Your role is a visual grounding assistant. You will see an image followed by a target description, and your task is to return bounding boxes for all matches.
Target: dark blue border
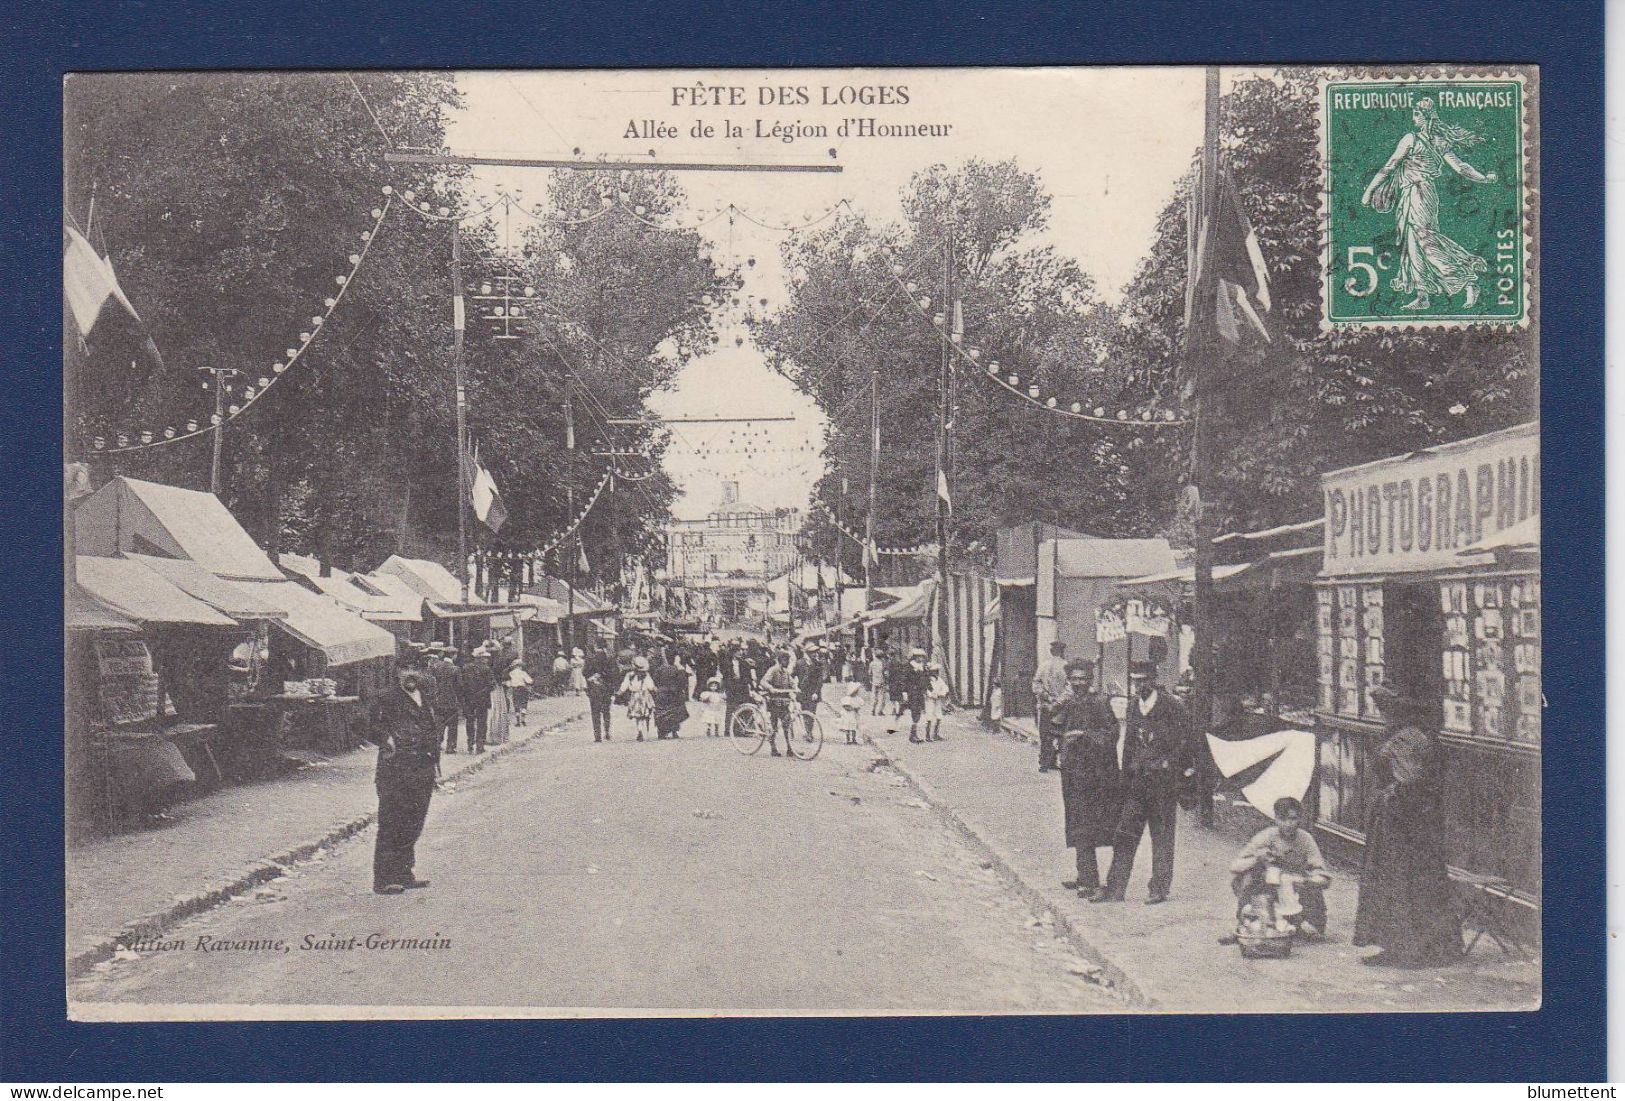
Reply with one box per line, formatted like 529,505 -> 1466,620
2,0 -> 1603,1081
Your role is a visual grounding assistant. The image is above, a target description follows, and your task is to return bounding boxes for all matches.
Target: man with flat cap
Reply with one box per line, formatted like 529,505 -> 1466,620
1050,657 -> 1122,899
1096,660 -> 1192,905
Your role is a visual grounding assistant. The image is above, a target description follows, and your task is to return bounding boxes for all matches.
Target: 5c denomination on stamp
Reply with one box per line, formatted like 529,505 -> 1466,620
1321,72 -> 1531,329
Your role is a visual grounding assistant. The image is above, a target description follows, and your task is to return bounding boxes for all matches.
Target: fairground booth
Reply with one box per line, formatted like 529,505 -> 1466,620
1312,422 -> 1540,934
73,477 -> 400,808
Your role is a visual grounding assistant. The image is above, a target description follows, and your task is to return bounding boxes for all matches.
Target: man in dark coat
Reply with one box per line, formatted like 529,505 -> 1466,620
1050,659 -> 1122,899
722,644 -> 753,732
457,645 -> 496,753
425,644 -> 463,753
1353,685 -> 1462,966
893,648 -> 930,743
693,637 -> 720,701
651,652 -> 690,739
1097,662 -> 1192,904
583,643 -> 617,742
797,645 -> 827,735
367,666 -> 440,895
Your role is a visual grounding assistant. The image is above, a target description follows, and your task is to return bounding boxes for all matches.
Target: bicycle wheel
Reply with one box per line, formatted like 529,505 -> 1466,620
789,709 -> 824,760
728,703 -> 768,755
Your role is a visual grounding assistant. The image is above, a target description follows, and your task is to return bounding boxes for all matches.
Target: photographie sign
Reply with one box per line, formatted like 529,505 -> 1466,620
1321,421 -> 1538,575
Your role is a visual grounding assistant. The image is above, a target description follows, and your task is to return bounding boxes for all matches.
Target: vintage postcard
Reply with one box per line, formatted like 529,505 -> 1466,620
64,64 -> 1540,1020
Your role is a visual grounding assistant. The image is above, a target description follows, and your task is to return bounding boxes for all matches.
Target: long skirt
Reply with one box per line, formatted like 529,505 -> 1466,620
1353,784 -> 1462,962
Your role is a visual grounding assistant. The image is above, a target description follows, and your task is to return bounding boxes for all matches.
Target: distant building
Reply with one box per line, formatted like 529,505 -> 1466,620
665,486 -> 802,626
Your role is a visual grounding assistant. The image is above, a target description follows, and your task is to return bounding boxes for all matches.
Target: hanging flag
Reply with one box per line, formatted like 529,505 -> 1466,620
937,468 -> 952,512
951,298 -> 964,340
576,539 -> 590,576
465,443 -> 509,533
63,226 -> 164,370
1206,171 -> 1274,345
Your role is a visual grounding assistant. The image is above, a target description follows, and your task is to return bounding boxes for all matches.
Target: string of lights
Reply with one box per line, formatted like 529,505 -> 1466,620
877,244 -> 1186,428
88,197 -> 396,454
810,501 -> 933,558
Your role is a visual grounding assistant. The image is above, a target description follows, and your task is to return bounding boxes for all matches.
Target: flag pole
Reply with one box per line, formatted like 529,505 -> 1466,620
935,226 -> 954,666
452,222 -> 471,606
1189,66 -> 1222,824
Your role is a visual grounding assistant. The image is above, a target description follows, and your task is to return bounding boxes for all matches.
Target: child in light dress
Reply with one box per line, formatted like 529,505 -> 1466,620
701,676 -> 727,737
838,682 -> 864,745
922,660 -> 951,742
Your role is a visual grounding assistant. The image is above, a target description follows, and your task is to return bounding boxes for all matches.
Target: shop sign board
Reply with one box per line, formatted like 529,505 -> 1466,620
94,637 -> 153,677
1321,422 -> 1538,576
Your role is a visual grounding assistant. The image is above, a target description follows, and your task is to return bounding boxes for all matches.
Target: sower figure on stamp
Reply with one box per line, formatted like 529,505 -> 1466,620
367,665 -> 440,895
1360,97 -> 1497,312
1051,658 -> 1122,900
1031,640 -> 1069,772
1097,661 -> 1192,905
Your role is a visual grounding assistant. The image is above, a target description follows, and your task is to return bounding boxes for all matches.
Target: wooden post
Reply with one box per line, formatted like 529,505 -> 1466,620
451,224 -> 471,604
1189,67 -> 1223,776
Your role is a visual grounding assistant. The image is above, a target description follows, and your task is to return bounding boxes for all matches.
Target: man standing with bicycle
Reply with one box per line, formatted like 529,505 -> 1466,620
759,647 -> 800,759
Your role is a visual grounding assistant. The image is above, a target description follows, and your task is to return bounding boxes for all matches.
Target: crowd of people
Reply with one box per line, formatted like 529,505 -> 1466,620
376,627 -> 1464,970
1038,643 -> 1464,967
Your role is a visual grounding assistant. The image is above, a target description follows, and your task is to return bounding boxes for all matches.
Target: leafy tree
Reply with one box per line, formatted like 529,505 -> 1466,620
1113,72 -> 1537,533
756,158 -> 1162,572
65,74 -> 727,585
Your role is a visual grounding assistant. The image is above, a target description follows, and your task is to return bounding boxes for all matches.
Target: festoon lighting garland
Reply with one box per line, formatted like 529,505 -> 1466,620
812,502 -> 934,558
89,197 -> 396,454
877,244 -> 1186,428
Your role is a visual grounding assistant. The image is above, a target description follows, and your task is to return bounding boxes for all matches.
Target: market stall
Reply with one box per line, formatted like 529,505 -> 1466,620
1311,422 -> 1540,925
73,556 -> 248,825
229,578 -> 398,753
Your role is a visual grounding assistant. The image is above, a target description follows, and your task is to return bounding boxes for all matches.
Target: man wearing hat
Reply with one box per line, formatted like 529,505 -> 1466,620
1097,660 -> 1192,904
425,644 -> 463,753
1050,658 -> 1122,899
894,648 -> 930,744
758,648 -> 800,757
457,642 -> 496,753
797,643 -> 827,737
1031,640 -> 1070,772
366,664 -> 440,895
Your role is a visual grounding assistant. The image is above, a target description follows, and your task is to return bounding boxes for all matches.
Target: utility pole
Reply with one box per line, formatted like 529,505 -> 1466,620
451,224 -> 472,606
865,363 -> 880,609
564,384 -> 576,650
198,365 -> 241,496
1188,67 -> 1222,795
935,228 -> 955,666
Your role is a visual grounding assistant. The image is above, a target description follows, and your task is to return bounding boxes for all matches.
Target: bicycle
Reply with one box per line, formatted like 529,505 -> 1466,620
728,691 -> 824,760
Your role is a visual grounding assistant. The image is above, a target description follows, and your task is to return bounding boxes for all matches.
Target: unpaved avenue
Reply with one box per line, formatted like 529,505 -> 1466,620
71,712 -> 1120,1016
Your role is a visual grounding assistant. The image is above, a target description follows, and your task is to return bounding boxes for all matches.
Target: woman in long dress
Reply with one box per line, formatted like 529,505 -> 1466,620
616,655 -> 656,742
569,647 -> 588,695
1361,97 -> 1498,311
1353,685 -> 1463,967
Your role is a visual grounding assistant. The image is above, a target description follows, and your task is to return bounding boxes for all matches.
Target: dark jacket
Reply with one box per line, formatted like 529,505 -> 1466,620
583,652 -> 617,699
427,658 -> 461,708
651,661 -> 690,730
797,656 -> 826,705
368,685 -> 441,775
897,663 -> 929,709
1121,690 -> 1191,790
457,656 -> 496,705
1051,690 -> 1123,848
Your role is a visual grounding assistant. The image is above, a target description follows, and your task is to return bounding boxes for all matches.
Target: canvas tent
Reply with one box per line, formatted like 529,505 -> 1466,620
75,476 -> 282,580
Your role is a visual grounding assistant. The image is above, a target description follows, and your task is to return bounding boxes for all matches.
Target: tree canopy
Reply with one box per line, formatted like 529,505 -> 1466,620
65,73 -> 729,587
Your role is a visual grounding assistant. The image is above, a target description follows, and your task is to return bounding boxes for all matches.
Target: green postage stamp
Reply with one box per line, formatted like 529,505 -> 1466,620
1321,72 -> 1532,329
